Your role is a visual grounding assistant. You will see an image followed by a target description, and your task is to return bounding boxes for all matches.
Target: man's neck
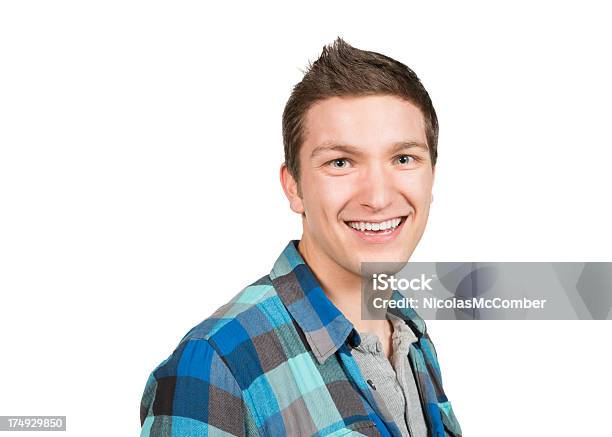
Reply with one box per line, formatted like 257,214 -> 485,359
297,237 -> 394,356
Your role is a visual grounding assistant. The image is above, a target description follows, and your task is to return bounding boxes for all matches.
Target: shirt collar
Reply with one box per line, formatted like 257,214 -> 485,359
270,240 -> 427,364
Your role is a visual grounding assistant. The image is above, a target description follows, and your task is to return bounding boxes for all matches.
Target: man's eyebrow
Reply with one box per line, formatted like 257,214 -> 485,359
310,143 -> 362,159
389,141 -> 429,154
310,141 -> 429,159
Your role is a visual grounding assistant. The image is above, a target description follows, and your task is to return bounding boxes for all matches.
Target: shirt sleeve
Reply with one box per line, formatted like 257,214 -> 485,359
140,338 -> 254,436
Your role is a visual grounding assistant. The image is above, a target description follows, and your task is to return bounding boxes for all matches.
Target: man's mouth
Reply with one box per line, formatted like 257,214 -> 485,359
344,216 -> 406,236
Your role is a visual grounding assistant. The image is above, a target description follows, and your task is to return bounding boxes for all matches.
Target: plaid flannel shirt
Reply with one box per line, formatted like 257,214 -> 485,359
140,241 -> 462,436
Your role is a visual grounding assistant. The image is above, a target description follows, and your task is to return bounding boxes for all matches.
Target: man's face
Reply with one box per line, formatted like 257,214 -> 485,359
284,95 -> 435,277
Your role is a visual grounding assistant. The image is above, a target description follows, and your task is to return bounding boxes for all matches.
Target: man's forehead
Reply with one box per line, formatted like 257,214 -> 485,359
302,95 -> 428,155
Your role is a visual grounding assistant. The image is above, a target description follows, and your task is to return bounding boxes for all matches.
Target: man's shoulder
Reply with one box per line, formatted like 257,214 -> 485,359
141,275 -> 283,433
147,274 -> 288,382
178,274 -> 284,349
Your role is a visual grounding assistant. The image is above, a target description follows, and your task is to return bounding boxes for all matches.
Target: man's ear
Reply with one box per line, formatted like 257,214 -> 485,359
280,163 -> 305,214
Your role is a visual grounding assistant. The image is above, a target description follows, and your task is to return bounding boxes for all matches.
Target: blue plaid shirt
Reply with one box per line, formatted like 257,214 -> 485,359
140,241 -> 462,436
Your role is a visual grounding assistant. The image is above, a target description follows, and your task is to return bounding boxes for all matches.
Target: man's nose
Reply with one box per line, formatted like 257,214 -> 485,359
357,164 -> 394,211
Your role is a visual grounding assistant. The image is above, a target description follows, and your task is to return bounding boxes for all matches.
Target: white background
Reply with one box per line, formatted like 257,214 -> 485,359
1,1 -> 611,436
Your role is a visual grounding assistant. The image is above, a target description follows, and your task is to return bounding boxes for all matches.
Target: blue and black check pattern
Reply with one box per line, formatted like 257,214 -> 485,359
140,241 -> 462,436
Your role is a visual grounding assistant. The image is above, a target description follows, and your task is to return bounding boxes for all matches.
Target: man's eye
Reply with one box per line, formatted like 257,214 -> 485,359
330,158 -> 351,169
396,155 -> 414,165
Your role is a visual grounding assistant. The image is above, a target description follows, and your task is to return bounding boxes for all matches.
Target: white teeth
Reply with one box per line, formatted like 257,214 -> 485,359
347,217 -> 403,232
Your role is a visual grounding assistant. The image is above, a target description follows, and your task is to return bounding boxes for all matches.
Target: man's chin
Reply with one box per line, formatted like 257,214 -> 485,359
351,243 -> 411,262
348,251 -> 410,277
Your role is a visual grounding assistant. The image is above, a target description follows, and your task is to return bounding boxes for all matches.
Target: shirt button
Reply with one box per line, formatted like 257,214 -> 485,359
367,379 -> 376,390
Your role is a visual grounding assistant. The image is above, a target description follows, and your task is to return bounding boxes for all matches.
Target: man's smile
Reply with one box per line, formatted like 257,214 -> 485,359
343,215 -> 410,242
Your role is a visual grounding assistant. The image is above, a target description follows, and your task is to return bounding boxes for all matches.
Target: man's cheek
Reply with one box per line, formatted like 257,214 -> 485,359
324,182 -> 355,204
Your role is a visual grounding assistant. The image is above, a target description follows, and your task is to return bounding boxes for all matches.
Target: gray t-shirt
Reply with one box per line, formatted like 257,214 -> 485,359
351,312 -> 428,437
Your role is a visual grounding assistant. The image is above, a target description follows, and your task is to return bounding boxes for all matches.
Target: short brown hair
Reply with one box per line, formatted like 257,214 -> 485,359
282,37 -> 438,184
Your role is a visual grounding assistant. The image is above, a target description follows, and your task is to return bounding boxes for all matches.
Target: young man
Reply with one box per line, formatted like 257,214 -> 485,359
140,38 -> 462,437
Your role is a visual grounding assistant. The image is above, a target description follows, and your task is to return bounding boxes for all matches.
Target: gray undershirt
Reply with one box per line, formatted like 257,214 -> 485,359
351,313 -> 428,437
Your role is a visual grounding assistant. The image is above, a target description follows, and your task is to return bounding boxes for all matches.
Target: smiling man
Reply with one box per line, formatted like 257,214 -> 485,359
140,38 -> 462,437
